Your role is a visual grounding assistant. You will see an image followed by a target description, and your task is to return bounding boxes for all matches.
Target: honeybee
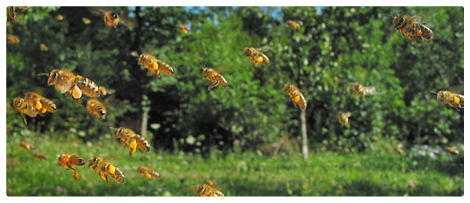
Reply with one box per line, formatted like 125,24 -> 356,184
57,153 -> 86,181
337,111 -> 351,126
82,17 -> 91,25
114,127 -> 151,157
86,99 -> 107,120
244,46 -> 270,66
202,68 -> 228,90
394,145 -> 405,155
13,97 -> 38,125
444,147 -> 459,155
24,92 -> 57,115
38,69 -> 100,105
393,14 -> 434,45
196,183 -> 224,197
17,6 -> 31,9
98,86 -> 115,96
433,91 -> 464,111
55,15 -> 64,20
206,180 -> 217,187
286,20 -> 300,30
137,54 -> 175,79
178,24 -> 190,34
137,166 -> 160,179
39,43 -> 48,51
19,141 -> 34,151
8,7 -> 18,21
349,82 -> 376,100
34,152 -> 47,161
283,83 -> 307,110
87,7 -> 135,28
8,34 -> 20,44
88,156 -> 125,186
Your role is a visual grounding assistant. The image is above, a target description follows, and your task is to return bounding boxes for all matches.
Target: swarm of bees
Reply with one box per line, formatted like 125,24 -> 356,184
137,166 -> 160,179
244,46 -> 270,66
137,54 -> 175,79
202,68 -> 228,90
283,83 -> 307,110
393,14 -> 434,45
114,127 -> 151,157
88,156 -> 125,187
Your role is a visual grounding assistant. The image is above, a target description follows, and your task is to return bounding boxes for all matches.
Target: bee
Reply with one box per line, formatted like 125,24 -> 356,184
337,111 -> 351,126
87,7 -> 135,28
19,141 -> 34,151
13,97 -> 38,125
98,86 -> 115,96
88,156 -> 125,186
196,183 -> 224,197
24,92 -> 57,115
17,6 -> 31,9
244,46 -> 270,66
178,24 -> 190,34
137,166 -> 160,179
86,99 -> 107,120
137,54 -> 175,79
8,34 -> 20,44
283,83 -> 307,110
82,17 -> 91,25
33,152 -> 47,161
349,82 -> 376,100
39,43 -> 48,51
444,147 -> 459,155
433,91 -> 464,111
394,144 -> 405,155
55,15 -> 64,20
206,180 -> 217,187
202,68 -> 228,90
286,20 -> 300,30
57,153 -> 86,181
393,14 -> 434,45
8,7 -> 18,21
114,127 -> 151,157
38,69 -> 100,105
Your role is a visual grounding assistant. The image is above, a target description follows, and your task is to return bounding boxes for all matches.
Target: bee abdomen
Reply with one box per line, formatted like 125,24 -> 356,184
39,98 -> 57,112
13,98 -> 38,117
157,60 -> 175,76
76,75 -> 100,97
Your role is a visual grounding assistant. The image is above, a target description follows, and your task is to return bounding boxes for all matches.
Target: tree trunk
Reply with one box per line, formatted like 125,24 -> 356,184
300,109 -> 308,161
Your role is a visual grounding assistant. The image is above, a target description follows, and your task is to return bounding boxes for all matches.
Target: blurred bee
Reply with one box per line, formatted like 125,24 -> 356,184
55,15 -> 64,20
444,147 -> 459,155
39,43 -> 48,51
13,97 -> 38,125
178,24 -> 190,34
349,82 -> 376,100
283,83 -> 307,110
244,46 -> 270,66
88,156 -> 125,186
8,7 -> 18,21
394,145 -> 405,155
286,20 -> 300,30
79,190 -> 87,195
7,22 -> 12,28
87,7 -> 136,28
137,166 -> 160,179
34,152 -> 47,161
67,117 -> 76,122
114,127 -> 151,157
6,186 -> 11,194
86,99 -> 107,120
82,17 -> 91,25
19,141 -> 34,151
433,91 -> 464,111
137,54 -> 175,79
393,14 -> 434,45
8,34 -> 20,44
98,86 -> 115,96
202,67 -> 228,90
24,92 -> 57,115
337,111 -> 351,126
38,69 -> 100,105
196,183 -> 224,197
57,153 -> 86,181
206,180 -> 217,187
17,6 -> 31,9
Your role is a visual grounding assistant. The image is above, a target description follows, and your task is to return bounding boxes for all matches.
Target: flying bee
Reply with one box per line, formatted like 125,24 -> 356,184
88,156 -> 125,186
86,99 -> 107,120
39,43 -> 48,51
57,153 -> 86,181
137,166 -> 160,179
55,15 -> 64,20
202,68 -> 228,90
444,147 -> 459,155
114,127 -> 151,157
283,83 -> 307,110
286,20 -> 300,30
178,24 -> 190,34
82,17 -> 91,25
337,111 -> 351,126
349,82 -> 376,100
19,141 -> 34,151
38,69 -> 100,106
98,86 -> 115,96
8,7 -> 18,21
394,145 -> 405,155
244,46 -> 270,66
8,34 -> 20,44
24,92 -> 57,115
196,183 -> 224,197
393,14 -> 434,45
87,7 -> 136,28
13,97 -> 38,125
137,54 -> 175,79
33,152 -> 47,161
432,91 -> 464,111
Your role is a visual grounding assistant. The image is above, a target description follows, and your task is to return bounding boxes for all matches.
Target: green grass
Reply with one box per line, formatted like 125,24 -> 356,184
6,131 -> 464,196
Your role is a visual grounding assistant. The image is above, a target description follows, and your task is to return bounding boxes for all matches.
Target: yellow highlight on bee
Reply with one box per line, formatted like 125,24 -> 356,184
130,140 -> 137,149
35,101 -> 43,110
454,96 -> 461,104
150,62 -> 159,71
101,174 -> 107,180
417,30 -> 423,36
42,108 -> 47,113
108,165 -> 116,174
256,56 -> 264,63
294,95 -> 301,103
145,174 -> 152,179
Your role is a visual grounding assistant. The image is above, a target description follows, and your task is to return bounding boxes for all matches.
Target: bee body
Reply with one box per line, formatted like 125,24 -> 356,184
19,142 -> 34,151
24,92 -> 57,115
244,47 -> 270,66
202,68 -> 228,90
104,11 -> 120,27
283,83 -> 307,110
138,54 -> 175,79
338,111 -> 352,126
88,156 -> 125,186
114,127 -> 151,157
58,154 -> 86,181
196,183 -> 224,197
444,147 -> 460,155
137,166 -> 160,179
34,152 -> 47,161
349,82 -> 376,100
86,99 -> 107,120
393,14 -> 434,45
13,98 -> 38,125
178,25 -> 190,33
436,91 -> 464,111
286,20 -> 300,30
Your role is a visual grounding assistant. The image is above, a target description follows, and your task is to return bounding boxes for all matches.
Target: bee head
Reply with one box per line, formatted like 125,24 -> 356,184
283,83 -> 292,92
45,70 -> 60,86
243,47 -> 252,56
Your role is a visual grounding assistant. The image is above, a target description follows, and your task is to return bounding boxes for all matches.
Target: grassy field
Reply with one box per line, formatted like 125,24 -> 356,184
6,130 -> 464,197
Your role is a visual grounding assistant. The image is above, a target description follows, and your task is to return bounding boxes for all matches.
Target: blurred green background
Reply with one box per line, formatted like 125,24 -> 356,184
6,6 -> 464,196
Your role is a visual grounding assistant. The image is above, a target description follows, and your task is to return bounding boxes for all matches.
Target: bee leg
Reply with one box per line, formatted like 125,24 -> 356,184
208,81 -> 218,90
146,69 -> 154,76
21,113 -> 28,125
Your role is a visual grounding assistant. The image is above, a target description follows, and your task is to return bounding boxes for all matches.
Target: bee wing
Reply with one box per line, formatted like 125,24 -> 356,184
216,75 -> 228,88
256,46 -> 271,52
297,93 -> 307,110
87,7 -> 110,15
